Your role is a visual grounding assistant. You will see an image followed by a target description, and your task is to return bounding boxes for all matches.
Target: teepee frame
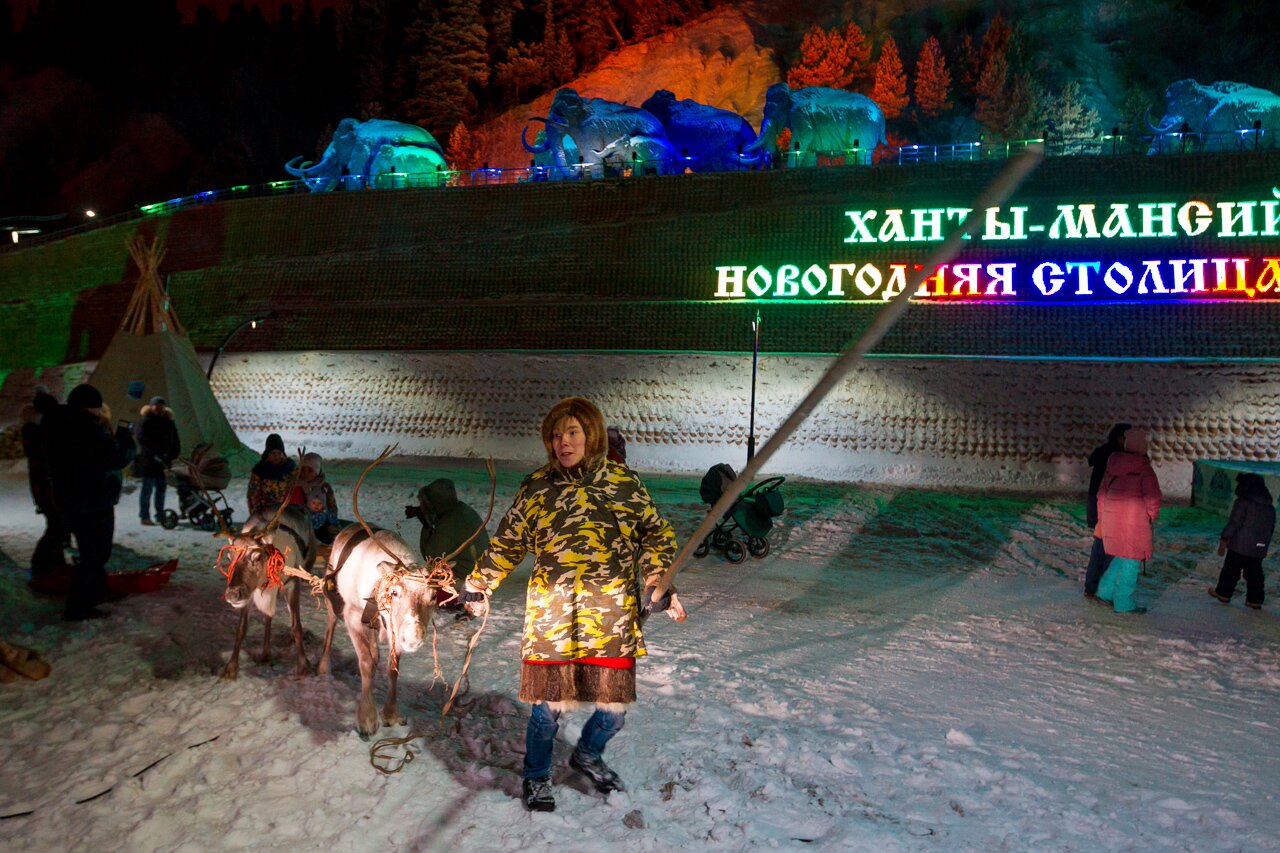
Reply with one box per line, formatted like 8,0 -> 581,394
119,237 -> 185,337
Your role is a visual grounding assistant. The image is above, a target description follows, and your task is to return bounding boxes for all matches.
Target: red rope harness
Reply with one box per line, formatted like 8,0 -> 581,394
215,543 -> 291,591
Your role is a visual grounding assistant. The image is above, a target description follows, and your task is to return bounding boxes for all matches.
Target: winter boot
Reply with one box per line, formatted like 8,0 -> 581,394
522,776 -> 556,812
570,749 -> 625,793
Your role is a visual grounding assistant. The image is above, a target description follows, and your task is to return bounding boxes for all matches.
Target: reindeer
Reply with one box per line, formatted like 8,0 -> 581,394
314,447 -> 494,737
209,458 -> 319,679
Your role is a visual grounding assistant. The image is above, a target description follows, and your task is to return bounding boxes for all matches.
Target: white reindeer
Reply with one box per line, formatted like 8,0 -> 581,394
314,448 -> 494,737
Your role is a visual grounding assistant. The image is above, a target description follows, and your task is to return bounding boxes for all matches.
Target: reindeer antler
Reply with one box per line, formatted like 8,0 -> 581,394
441,459 -> 498,564
352,444 -> 412,572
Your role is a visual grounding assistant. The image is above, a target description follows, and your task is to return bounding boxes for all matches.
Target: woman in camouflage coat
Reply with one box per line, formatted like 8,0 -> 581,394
464,397 -> 682,812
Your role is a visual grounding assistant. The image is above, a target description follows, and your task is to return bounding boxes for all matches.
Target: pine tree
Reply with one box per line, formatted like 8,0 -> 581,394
843,20 -> 874,93
787,24 -> 851,89
913,36 -> 952,117
542,17 -> 576,85
448,121 -> 480,170
1004,72 -> 1047,139
957,33 -> 980,102
787,20 -> 873,91
871,35 -> 907,120
974,47 -> 1009,138
404,0 -> 490,138
1045,80 -> 1100,151
346,0 -> 392,117
494,41 -> 547,102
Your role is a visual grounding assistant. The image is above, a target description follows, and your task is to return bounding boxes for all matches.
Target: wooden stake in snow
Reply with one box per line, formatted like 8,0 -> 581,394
651,146 -> 1045,600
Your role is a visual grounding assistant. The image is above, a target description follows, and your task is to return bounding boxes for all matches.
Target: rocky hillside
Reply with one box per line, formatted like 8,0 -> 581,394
473,5 -> 782,168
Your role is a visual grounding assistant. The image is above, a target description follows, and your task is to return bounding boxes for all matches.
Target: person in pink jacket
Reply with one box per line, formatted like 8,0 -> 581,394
1095,428 -> 1162,613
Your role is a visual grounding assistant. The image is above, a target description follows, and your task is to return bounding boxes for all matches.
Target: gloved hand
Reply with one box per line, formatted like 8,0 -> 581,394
463,579 -> 490,618
642,585 -> 673,615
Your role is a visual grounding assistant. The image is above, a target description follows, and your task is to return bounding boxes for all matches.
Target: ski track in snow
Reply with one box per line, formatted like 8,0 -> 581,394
1,459 -> 1278,852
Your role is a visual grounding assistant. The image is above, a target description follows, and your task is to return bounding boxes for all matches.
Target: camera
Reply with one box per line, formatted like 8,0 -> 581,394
404,504 -> 421,520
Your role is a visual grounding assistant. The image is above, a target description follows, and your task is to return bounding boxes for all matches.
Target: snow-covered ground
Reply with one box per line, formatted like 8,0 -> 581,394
1,456 -> 1278,851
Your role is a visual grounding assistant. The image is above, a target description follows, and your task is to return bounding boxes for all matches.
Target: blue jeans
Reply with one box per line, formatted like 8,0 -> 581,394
523,702 -> 626,780
140,476 -> 167,520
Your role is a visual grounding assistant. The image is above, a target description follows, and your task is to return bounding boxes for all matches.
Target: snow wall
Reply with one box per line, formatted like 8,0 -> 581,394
195,350 -> 1266,498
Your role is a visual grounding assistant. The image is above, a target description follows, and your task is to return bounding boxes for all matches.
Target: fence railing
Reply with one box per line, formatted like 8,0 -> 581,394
3,127 -> 1274,252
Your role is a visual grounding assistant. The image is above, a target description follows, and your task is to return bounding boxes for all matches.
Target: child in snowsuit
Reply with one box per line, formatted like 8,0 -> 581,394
1209,473 -> 1274,610
1095,428 -> 1162,614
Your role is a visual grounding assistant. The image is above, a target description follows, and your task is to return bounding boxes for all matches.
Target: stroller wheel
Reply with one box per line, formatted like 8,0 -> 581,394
747,536 -> 770,558
159,509 -> 179,530
723,538 -> 747,564
188,507 -> 208,529
199,513 -> 219,532
220,508 -> 234,526
694,540 -> 709,559
711,528 -> 730,547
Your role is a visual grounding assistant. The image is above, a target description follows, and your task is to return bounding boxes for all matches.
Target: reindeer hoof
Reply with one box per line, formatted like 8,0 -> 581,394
219,664 -> 239,681
382,707 -> 407,727
316,660 -> 331,677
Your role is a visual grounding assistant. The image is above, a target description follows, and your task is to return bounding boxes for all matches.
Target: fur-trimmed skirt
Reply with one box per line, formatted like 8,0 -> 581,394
519,662 -> 636,706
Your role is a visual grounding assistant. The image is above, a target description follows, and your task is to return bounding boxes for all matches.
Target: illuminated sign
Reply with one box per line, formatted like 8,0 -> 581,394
713,194 -> 1280,303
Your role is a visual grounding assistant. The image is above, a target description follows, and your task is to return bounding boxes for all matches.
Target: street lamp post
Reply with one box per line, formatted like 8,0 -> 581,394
747,309 -> 761,463
206,316 -> 266,380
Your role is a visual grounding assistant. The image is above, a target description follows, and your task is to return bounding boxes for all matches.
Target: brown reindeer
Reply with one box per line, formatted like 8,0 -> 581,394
315,447 -> 494,737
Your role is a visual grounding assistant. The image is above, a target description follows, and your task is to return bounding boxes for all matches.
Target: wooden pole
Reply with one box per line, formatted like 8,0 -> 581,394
651,146 -> 1045,599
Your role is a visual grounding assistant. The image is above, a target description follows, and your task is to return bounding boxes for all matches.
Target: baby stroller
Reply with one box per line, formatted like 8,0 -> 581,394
160,443 -> 234,531
693,463 -> 785,563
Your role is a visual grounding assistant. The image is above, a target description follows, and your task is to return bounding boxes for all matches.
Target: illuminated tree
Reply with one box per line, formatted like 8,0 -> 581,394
787,20 -> 871,91
871,35 -> 907,120
1045,80 -> 1101,148
448,121 -> 480,171
974,46 -> 1008,137
913,36 -> 952,117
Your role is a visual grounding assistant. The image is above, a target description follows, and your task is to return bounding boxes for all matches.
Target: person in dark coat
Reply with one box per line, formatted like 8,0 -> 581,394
21,388 -> 69,579
1084,422 -> 1131,600
1209,473 -> 1275,609
41,384 -> 136,620
407,478 -> 489,605
135,396 -> 180,526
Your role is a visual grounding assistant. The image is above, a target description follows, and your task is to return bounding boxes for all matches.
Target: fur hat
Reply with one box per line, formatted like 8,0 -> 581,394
1123,428 -> 1148,454
67,384 -> 103,410
301,451 -> 323,472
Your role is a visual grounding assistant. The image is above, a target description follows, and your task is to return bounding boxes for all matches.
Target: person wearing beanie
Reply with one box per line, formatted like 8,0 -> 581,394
287,451 -> 340,543
247,433 -> 296,516
1209,473 -> 1274,609
39,383 -> 136,620
1095,428 -> 1162,614
135,396 -> 180,526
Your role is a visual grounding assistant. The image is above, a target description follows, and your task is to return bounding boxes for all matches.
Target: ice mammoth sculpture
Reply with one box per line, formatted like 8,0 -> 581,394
591,134 -> 680,175
285,118 -> 448,190
521,88 -> 671,179
640,89 -> 760,171
741,83 -> 887,166
1146,80 -> 1280,153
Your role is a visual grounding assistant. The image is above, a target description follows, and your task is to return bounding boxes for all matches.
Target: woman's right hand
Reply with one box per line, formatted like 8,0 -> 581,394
463,579 -> 490,618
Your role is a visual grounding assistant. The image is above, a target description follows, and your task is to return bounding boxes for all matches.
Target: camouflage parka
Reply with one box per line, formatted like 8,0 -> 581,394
468,457 -> 677,662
